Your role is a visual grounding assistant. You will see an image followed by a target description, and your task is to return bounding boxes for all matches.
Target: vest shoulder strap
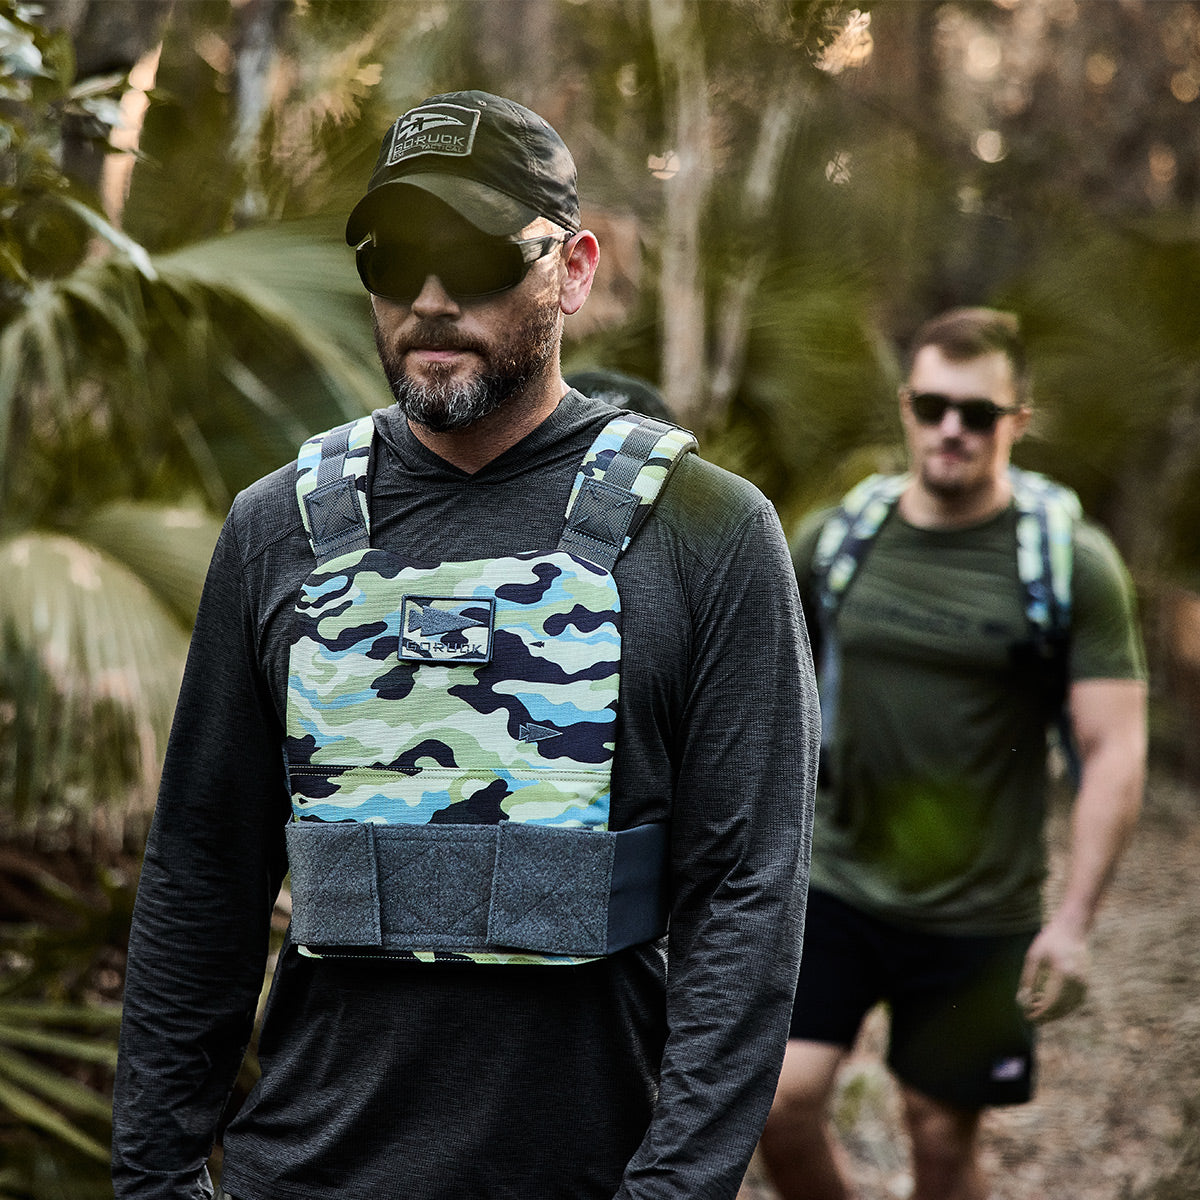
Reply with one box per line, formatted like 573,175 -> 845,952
295,415 -> 374,564
559,415 -> 698,571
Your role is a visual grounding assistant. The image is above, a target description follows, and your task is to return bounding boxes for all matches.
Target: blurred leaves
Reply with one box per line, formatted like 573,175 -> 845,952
0,847 -> 133,1196
1,0 -> 384,840
0,528 -> 194,830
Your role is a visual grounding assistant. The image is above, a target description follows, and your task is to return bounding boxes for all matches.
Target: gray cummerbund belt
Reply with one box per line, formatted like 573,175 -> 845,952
285,819 -> 670,957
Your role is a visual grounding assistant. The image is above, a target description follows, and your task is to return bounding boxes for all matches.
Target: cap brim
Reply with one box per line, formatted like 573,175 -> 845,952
345,176 -> 538,245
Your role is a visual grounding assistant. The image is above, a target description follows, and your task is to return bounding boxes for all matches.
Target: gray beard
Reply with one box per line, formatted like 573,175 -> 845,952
375,306 -> 559,434
389,368 -> 509,433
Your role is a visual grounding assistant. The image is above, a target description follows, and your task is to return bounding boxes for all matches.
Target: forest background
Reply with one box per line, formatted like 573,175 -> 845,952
1,0 -> 1199,1197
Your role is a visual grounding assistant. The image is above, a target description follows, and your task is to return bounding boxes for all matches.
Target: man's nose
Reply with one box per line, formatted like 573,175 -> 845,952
410,274 -> 461,317
937,405 -> 965,435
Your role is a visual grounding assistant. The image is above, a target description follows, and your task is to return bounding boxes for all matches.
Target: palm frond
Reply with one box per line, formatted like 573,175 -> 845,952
0,527 -> 193,837
1,220 -> 384,505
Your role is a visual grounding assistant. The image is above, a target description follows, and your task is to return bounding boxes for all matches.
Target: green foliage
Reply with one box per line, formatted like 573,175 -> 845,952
1000,216 -> 1200,580
0,2 -> 385,835
0,851 -> 133,1198
0,1 -> 131,306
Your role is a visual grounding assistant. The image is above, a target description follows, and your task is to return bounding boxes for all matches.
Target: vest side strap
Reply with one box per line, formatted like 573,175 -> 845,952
286,820 -> 669,957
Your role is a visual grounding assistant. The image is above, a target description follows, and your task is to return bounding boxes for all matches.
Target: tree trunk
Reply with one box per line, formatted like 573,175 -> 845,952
649,0 -> 711,429
231,0 -> 291,227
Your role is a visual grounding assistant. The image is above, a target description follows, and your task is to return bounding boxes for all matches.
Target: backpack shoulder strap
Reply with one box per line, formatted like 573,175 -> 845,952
809,473 -> 906,763
1009,466 -> 1081,639
812,473 -> 908,615
295,415 -> 374,564
559,415 -> 698,571
1010,466 -> 1083,786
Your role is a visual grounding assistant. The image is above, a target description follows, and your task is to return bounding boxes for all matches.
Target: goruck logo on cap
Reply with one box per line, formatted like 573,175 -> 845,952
387,104 -> 481,165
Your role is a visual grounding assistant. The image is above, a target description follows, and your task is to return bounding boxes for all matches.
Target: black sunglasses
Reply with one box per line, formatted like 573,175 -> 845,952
355,233 -> 569,304
906,390 -> 1023,433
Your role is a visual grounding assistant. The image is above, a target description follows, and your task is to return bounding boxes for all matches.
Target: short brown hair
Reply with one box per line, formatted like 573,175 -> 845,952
908,307 -> 1029,402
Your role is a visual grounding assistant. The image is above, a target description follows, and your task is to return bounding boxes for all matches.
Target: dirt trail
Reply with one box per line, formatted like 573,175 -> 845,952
740,773 -> 1200,1200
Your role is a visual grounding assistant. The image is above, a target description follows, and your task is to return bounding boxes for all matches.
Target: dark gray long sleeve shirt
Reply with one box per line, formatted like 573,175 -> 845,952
113,390 -> 819,1200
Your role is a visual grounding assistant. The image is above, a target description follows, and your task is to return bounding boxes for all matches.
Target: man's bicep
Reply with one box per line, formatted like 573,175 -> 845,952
1068,677 -> 1148,764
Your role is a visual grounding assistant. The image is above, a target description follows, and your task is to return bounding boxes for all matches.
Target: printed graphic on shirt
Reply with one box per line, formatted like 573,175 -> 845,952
285,548 -> 620,830
990,1055 -> 1029,1083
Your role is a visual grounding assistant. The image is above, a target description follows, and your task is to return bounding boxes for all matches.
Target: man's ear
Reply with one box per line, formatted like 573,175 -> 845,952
1013,405 -> 1034,441
560,231 -> 600,316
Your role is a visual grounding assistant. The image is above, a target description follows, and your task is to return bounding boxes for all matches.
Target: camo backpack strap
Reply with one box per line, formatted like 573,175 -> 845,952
559,415 -> 698,570
1010,466 -> 1081,642
1010,466 -> 1082,785
295,415 -> 374,564
811,473 -> 907,756
812,473 -> 909,612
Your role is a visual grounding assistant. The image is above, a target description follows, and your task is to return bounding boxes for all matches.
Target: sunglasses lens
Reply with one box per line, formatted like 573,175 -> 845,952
910,393 -> 950,426
356,245 -> 418,301
356,240 -> 528,303
909,393 -> 1002,432
438,241 -> 525,296
959,401 -> 1001,432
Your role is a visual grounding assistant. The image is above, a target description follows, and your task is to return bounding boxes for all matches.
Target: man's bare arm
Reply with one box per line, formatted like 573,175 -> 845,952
1018,677 -> 1147,1022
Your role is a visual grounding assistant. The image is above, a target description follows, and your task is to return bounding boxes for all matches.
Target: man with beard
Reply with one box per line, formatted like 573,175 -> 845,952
113,91 -> 819,1200
760,308 -> 1146,1200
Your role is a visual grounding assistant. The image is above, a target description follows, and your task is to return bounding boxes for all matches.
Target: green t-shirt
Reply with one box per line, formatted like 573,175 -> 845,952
793,501 -> 1145,935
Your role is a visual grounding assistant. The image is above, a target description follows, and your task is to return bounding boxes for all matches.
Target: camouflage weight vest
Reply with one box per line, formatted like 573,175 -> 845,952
283,411 -> 697,965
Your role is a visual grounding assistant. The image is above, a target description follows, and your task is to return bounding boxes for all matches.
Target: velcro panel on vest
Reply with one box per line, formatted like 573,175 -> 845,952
285,821 -> 383,946
558,479 -> 641,571
286,820 -> 668,957
560,416 -> 697,572
304,476 -> 370,563
296,416 -> 373,565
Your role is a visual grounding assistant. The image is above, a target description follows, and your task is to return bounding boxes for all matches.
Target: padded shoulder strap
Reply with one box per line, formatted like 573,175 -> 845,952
812,473 -> 908,614
1010,466 -> 1081,637
559,415 -> 698,571
808,473 -> 905,761
295,415 -> 374,564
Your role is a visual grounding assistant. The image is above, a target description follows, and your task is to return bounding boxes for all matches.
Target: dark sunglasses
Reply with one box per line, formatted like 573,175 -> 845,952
355,233 -> 569,304
906,390 -> 1023,433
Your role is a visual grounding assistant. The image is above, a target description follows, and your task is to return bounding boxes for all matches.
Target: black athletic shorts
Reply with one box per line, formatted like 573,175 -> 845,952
789,888 -> 1038,1109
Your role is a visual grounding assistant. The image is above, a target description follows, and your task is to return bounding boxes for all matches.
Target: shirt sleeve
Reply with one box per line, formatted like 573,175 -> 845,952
112,513 -> 292,1200
1069,520 -> 1147,683
616,501 -> 820,1200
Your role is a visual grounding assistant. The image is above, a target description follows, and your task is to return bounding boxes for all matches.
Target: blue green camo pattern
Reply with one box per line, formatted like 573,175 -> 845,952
285,547 -> 622,965
286,549 -> 620,828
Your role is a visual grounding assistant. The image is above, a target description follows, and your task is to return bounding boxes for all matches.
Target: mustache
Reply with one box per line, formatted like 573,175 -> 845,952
397,320 -> 488,356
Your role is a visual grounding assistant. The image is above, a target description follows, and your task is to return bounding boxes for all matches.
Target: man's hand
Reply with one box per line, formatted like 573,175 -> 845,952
1017,921 -> 1089,1023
